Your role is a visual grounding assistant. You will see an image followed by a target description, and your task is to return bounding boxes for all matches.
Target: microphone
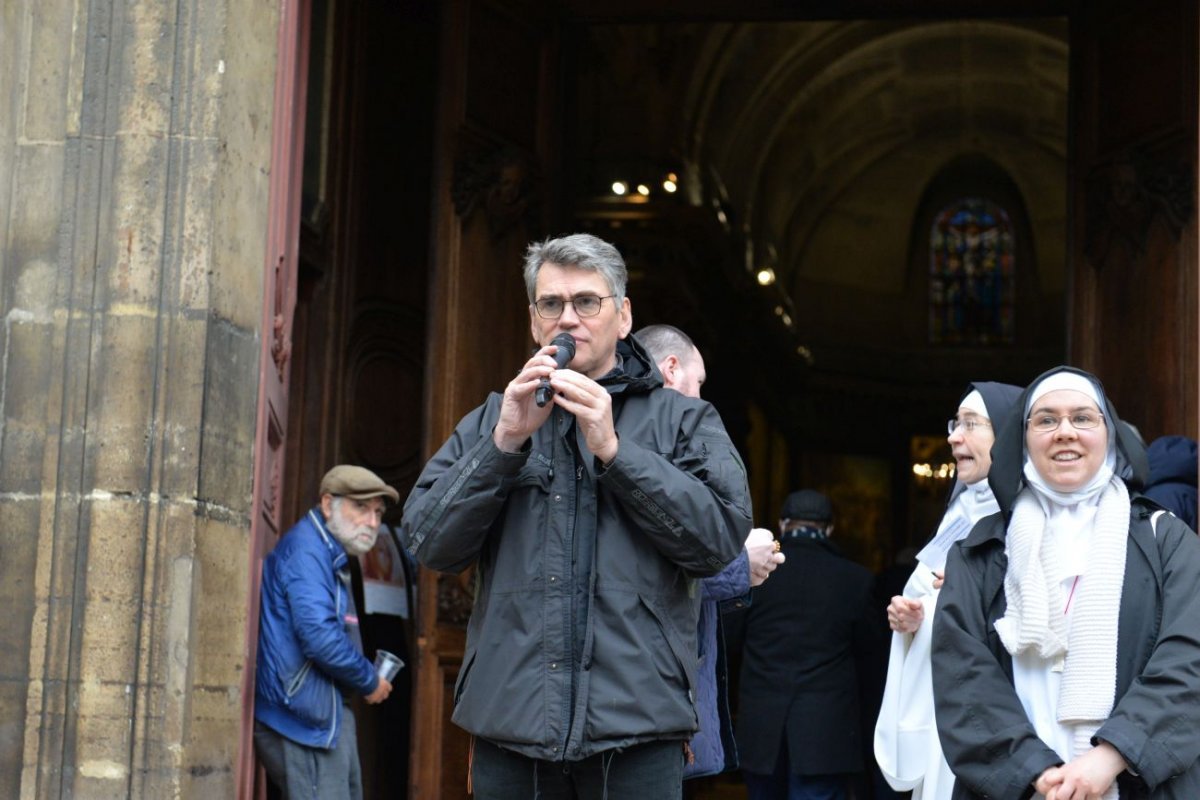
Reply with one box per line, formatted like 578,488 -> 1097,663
535,333 -> 576,407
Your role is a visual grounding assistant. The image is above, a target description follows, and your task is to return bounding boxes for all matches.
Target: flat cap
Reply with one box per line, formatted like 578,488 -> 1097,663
780,489 -> 832,523
319,464 -> 399,504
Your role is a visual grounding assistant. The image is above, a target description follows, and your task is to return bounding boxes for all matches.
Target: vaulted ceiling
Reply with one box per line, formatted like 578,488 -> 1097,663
576,18 -> 1068,353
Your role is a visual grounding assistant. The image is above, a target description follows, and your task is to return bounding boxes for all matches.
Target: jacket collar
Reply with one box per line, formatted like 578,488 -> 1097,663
599,336 -> 661,396
307,507 -> 349,570
958,512 -> 1005,550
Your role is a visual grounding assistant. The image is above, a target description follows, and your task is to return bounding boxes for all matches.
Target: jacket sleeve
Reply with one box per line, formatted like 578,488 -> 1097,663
400,399 -> 529,573
597,402 -> 752,576
702,550 -> 750,603
1094,515 -> 1200,789
932,538 -> 1061,800
283,546 -> 378,695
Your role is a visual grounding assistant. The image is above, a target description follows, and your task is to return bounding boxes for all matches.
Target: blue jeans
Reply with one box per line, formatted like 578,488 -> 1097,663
471,737 -> 684,800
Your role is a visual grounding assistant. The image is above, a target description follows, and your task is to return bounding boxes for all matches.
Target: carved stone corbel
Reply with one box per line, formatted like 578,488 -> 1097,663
451,137 -> 541,239
1084,150 -> 1194,267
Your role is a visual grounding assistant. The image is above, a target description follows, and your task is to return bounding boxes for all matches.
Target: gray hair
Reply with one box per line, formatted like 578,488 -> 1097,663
522,233 -> 628,304
636,324 -> 696,365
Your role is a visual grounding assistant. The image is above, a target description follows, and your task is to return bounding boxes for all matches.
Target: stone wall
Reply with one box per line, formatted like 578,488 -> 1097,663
0,1 -> 278,796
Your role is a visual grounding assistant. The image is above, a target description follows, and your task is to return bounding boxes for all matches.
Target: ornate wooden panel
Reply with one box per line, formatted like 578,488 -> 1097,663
411,0 -> 560,796
1069,0 -> 1198,440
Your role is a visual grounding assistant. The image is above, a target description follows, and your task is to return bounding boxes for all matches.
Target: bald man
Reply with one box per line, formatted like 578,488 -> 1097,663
637,324 -> 784,780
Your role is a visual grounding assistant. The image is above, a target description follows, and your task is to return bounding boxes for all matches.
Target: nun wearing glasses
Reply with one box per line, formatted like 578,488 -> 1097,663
875,381 -> 1022,800
933,366 -> 1200,800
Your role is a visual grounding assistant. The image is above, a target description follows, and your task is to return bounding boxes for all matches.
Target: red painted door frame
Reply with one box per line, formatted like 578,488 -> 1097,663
235,1 -> 312,797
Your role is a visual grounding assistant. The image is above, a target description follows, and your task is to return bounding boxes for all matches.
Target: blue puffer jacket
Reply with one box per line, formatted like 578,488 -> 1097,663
685,550 -> 750,778
254,508 -> 379,748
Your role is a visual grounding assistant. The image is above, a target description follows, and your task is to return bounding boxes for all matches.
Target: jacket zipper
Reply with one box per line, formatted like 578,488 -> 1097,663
323,569 -> 346,748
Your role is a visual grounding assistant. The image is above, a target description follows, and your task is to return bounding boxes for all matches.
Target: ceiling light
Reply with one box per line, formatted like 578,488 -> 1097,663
755,267 -> 776,286
612,181 -> 628,196
636,184 -> 650,196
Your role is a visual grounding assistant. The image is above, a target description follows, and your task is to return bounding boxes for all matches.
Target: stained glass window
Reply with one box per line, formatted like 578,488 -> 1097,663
929,198 -> 1014,344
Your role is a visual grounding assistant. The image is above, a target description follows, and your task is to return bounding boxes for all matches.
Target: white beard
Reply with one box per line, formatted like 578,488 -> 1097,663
328,500 -> 380,556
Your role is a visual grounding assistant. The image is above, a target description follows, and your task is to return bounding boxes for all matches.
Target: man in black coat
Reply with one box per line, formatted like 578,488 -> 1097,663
736,489 -> 880,800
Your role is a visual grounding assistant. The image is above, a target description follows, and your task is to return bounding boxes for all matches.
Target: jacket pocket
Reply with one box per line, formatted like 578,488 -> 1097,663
283,659 -> 338,730
512,461 -> 552,491
453,649 -> 477,707
583,590 -> 698,742
639,594 -> 699,704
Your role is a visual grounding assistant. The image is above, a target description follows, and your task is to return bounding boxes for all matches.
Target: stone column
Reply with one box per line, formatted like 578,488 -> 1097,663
0,1 -> 279,797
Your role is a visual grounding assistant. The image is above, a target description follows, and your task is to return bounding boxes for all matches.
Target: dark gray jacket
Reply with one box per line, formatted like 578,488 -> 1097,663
933,367 -> 1200,799
402,337 -> 752,761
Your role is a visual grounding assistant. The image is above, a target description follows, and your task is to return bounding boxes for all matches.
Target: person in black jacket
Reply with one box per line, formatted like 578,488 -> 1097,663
736,489 -> 880,800
933,366 -> 1200,800
402,234 -> 753,800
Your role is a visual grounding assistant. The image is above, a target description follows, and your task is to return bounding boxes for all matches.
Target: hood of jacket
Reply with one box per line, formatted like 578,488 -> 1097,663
987,365 -> 1147,517
596,334 -> 663,396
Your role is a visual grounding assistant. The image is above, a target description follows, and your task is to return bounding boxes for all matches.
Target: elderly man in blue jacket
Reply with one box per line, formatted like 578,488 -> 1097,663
254,465 -> 398,800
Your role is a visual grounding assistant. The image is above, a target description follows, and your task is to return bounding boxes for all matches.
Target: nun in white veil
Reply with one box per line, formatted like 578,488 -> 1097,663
875,381 -> 1021,800
934,366 -> 1200,800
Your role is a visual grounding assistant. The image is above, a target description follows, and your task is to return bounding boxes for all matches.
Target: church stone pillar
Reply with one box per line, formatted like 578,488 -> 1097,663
0,1 -> 279,797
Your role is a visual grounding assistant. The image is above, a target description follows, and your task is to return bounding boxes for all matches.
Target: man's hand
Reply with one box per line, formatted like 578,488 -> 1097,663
492,347 -> 560,453
546,369 -> 619,463
746,529 -> 786,586
887,596 -> 925,633
1037,743 -> 1126,800
364,677 -> 392,704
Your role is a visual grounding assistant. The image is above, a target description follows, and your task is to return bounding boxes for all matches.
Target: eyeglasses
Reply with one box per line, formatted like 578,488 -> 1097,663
947,417 -> 992,435
1026,411 -> 1105,433
533,294 -> 616,319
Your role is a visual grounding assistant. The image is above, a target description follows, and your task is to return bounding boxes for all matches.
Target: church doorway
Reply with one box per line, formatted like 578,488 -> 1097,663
256,0 -> 1195,797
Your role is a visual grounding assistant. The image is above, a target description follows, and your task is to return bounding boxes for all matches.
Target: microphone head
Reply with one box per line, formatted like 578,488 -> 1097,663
551,332 -> 576,362
536,333 -> 577,407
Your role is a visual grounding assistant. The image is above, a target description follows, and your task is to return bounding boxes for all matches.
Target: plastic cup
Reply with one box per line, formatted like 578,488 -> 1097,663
374,649 -> 404,683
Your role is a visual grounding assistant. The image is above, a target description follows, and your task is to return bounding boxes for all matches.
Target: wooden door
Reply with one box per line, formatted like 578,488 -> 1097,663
411,0 -> 561,796
1068,0 -> 1198,440
236,0 -> 312,796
